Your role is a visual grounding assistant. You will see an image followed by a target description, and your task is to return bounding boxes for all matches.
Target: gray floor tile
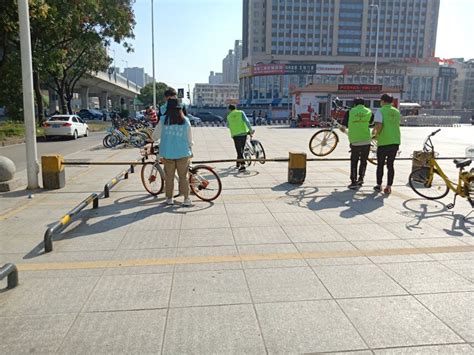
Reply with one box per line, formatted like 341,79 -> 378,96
331,223 -> 400,241
238,243 -> 307,268
175,245 -> 240,272
256,300 -> 367,353
0,277 -> 98,316
179,228 -> 235,247
59,310 -> 167,354
232,226 -> 291,244
224,202 -> 270,214
84,273 -> 173,312
119,229 -> 180,249
416,292 -> 474,342
228,212 -> 277,227
407,237 -> 469,248
170,269 -> 251,307
129,213 -> 183,230
339,296 -> 463,348
283,224 -> 345,243
374,344 -> 474,354
0,314 -> 76,354
245,267 -> 330,303
314,264 -> 407,298
380,261 -> 474,294
181,214 -> 230,229
440,259 -> 474,282
163,304 -> 265,354
307,256 -> 372,266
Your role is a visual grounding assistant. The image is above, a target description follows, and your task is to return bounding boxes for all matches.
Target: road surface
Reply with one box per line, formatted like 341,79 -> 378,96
0,132 -> 104,172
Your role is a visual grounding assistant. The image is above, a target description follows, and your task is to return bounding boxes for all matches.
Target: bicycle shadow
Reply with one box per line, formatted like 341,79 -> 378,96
215,165 -> 260,179
402,199 -> 473,237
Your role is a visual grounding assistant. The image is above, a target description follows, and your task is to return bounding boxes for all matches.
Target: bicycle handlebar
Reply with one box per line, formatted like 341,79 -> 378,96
429,129 -> 441,137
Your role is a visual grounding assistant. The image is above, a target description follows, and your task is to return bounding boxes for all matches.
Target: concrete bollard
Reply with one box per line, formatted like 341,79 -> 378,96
42,155 -> 65,189
288,152 -> 306,184
0,156 -> 21,192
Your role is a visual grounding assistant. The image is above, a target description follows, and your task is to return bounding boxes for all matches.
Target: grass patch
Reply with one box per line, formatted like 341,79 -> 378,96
0,121 -> 44,141
87,121 -> 110,132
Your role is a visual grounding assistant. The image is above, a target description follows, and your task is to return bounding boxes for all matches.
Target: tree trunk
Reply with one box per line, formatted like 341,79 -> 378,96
58,87 -> 67,114
33,71 -> 44,124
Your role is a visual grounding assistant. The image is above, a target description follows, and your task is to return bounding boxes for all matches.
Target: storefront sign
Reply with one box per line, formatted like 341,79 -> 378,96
239,66 -> 253,78
337,84 -> 383,92
439,67 -> 457,78
315,64 -> 346,75
285,63 -> 317,74
252,64 -> 285,76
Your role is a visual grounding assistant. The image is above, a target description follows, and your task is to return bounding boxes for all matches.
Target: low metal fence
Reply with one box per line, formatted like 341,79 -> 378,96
0,263 -> 18,289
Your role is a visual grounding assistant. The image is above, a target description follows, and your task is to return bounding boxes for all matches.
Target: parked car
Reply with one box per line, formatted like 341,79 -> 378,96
78,108 -> 103,120
195,112 -> 224,123
43,115 -> 89,140
187,114 -> 202,126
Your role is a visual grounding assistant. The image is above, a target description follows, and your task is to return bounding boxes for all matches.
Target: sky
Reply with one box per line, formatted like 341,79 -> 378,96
111,0 -> 474,91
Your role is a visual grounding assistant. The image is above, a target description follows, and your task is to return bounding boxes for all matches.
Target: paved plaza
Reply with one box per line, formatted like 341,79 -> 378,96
1,125 -> 473,354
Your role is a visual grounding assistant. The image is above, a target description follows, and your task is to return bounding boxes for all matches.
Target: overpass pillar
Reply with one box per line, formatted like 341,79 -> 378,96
48,90 -> 58,114
80,86 -> 89,109
99,91 -> 109,110
111,96 -> 120,111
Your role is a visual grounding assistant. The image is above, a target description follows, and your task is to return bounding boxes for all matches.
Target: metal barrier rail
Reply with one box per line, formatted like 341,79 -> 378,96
0,263 -> 18,289
44,193 -> 99,252
43,164 -> 136,252
62,156 -> 469,165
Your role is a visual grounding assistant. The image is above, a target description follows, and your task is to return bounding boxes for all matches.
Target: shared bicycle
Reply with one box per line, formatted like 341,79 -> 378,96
243,133 -> 266,166
408,129 -> 474,209
140,145 -> 222,202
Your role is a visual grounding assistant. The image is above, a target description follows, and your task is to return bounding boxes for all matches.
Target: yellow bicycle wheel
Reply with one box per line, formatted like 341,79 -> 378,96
408,167 -> 449,200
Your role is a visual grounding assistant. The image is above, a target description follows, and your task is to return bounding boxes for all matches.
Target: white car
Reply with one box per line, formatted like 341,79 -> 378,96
43,115 -> 89,140
187,114 -> 202,126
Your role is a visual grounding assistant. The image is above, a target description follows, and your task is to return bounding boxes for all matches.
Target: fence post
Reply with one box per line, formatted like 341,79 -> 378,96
0,263 -> 18,289
104,184 -> 110,198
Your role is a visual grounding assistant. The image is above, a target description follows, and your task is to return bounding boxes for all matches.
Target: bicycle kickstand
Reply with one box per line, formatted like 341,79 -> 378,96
446,194 -> 457,210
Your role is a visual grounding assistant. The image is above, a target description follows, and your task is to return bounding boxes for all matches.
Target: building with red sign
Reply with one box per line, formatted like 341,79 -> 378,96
239,0 -> 456,111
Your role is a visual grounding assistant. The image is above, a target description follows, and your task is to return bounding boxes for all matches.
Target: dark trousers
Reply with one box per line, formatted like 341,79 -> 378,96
233,135 -> 247,167
376,144 -> 399,186
350,144 -> 370,182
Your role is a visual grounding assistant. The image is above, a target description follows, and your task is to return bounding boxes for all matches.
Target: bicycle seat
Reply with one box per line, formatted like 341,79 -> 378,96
453,158 -> 472,169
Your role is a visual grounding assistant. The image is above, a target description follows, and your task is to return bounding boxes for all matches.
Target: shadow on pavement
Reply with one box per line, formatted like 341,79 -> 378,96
402,199 -> 473,237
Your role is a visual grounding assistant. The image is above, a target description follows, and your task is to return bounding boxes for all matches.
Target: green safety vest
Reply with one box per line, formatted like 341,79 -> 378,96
348,105 -> 372,144
377,104 -> 401,146
227,110 -> 249,137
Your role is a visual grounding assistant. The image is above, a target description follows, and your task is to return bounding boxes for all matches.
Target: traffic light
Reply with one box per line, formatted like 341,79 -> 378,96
186,91 -> 190,99
178,88 -> 184,98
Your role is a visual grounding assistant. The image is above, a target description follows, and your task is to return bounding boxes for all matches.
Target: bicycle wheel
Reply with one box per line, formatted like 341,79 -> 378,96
309,129 -> 339,156
102,135 -> 111,148
130,133 -> 146,148
141,162 -> 164,196
243,147 -> 252,167
189,165 -> 222,202
408,167 -> 449,200
367,139 -> 378,166
253,141 -> 266,164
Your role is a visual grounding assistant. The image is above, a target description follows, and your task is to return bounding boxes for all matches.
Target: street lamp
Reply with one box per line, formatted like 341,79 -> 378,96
151,0 -> 156,109
370,2 -> 380,84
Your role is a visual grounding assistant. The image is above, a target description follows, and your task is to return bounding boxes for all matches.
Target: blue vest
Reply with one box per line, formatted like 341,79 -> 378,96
159,117 -> 192,159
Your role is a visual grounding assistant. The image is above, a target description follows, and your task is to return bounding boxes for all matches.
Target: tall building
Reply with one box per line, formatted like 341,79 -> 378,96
222,40 -> 243,84
209,71 -> 224,84
240,0 -> 452,109
193,83 -> 239,107
451,59 -> 474,109
122,67 -> 145,87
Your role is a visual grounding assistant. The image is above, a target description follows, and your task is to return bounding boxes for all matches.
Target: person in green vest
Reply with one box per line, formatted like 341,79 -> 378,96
372,93 -> 401,194
341,97 -> 374,189
226,105 -> 253,172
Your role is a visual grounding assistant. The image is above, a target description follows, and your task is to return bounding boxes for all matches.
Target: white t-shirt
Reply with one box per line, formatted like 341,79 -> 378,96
374,110 -> 383,123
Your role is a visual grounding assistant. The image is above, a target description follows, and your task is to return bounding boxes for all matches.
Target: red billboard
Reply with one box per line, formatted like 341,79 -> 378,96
337,84 -> 383,92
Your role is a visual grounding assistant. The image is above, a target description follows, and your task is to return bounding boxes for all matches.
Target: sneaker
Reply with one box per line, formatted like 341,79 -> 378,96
165,198 -> 173,205
238,165 -> 246,172
348,182 -> 358,190
356,178 -> 364,186
383,186 -> 392,194
373,185 -> 381,192
183,198 -> 192,207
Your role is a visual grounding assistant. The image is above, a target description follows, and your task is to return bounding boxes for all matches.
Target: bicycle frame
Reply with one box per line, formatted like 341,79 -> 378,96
426,157 -> 470,198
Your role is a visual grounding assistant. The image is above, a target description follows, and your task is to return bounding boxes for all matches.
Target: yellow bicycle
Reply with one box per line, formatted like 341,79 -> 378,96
408,129 -> 474,209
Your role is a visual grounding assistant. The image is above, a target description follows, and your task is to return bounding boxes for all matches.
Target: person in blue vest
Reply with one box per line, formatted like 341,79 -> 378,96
226,105 -> 253,172
341,97 -> 374,189
152,98 -> 193,206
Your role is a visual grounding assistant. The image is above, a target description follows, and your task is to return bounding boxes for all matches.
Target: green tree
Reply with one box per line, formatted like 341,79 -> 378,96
138,82 -> 168,108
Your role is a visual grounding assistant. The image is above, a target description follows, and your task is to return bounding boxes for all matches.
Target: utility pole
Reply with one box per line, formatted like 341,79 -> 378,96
370,2 -> 380,84
188,84 -> 192,105
151,0 -> 156,109
18,0 -> 39,189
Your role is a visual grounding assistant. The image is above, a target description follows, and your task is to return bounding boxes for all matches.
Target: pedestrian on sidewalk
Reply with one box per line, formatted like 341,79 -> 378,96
146,106 -> 158,127
152,98 -> 193,206
372,93 -> 401,194
226,104 -> 253,172
341,97 -> 373,189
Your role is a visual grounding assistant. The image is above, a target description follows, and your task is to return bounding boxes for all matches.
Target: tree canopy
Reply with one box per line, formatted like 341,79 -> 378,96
138,82 -> 169,108
0,0 -> 136,120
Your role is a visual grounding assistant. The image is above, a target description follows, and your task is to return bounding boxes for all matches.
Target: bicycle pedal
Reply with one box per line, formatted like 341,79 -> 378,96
446,203 -> 454,209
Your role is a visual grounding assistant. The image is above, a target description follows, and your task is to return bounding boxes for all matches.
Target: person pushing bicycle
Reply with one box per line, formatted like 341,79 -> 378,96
340,97 -> 374,189
226,104 -> 253,172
